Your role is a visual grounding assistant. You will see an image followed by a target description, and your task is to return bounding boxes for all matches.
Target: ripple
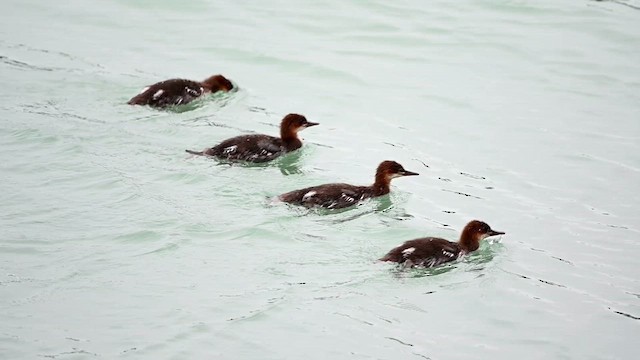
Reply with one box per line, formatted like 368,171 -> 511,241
0,55 -> 54,72
611,309 -> 640,321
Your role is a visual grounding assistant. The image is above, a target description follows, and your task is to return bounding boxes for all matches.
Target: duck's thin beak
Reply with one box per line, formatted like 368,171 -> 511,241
488,229 -> 505,236
304,122 -> 319,127
400,170 -> 419,176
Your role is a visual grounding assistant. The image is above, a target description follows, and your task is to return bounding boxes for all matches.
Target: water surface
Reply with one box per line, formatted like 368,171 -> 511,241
1,1 -> 639,359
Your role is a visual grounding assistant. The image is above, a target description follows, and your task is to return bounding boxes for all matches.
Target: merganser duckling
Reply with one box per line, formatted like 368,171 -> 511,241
278,160 -> 419,209
127,74 -> 233,108
379,220 -> 505,267
185,113 -> 318,163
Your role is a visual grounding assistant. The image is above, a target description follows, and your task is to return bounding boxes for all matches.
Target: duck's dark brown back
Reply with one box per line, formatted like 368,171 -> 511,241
128,79 -> 204,107
280,184 -> 374,209
208,134 -> 285,163
380,237 -> 462,267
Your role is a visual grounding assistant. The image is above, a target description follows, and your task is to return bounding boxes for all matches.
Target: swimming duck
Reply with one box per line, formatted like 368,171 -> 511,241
128,74 -> 233,108
185,113 -> 318,163
278,160 -> 419,209
379,220 -> 505,267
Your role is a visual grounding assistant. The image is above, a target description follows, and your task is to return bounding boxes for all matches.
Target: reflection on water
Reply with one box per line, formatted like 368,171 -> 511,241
276,150 -> 305,175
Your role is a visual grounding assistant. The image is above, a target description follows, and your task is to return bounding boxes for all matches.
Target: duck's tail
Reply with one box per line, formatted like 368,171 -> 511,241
378,254 -> 392,262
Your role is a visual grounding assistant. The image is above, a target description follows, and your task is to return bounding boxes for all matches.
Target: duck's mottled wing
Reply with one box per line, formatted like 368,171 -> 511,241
380,240 -> 421,262
280,184 -> 370,209
128,79 -> 204,107
381,238 -> 462,267
326,185 -> 370,209
210,135 -> 284,163
278,186 -> 316,205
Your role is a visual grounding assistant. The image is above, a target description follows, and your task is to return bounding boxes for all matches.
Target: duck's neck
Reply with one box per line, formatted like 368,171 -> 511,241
201,80 -> 216,93
371,173 -> 391,196
458,229 -> 480,253
281,131 -> 302,151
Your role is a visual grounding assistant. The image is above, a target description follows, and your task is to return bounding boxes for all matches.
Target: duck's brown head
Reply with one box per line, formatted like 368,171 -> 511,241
376,160 -> 419,182
372,161 -> 419,195
459,220 -> 505,252
280,113 -> 319,140
202,75 -> 234,92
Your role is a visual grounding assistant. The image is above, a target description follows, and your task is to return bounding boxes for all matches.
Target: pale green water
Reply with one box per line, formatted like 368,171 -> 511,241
1,1 -> 640,359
